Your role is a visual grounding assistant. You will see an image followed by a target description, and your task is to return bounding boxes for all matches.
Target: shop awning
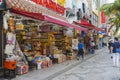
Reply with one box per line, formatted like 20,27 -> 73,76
10,9 -> 44,20
73,20 -> 106,32
10,9 -> 87,32
94,26 -> 105,32
44,15 -> 88,32
73,20 -> 94,29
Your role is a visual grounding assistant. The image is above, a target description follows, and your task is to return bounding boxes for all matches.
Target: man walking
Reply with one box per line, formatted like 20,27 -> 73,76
111,37 -> 120,67
77,40 -> 85,60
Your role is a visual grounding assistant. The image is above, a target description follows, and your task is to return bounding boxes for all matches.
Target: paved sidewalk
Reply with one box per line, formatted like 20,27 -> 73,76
3,48 -> 104,80
51,47 -> 120,80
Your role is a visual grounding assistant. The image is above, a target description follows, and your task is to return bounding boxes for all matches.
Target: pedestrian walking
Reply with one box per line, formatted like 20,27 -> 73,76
108,39 -> 113,53
111,37 -> 120,67
90,40 -> 95,54
77,40 -> 85,60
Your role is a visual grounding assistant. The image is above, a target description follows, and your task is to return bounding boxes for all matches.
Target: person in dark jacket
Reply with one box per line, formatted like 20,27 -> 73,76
111,37 -> 120,67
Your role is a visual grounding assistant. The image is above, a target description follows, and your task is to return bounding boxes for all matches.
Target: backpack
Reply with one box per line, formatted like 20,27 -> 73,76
115,42 -> 120,52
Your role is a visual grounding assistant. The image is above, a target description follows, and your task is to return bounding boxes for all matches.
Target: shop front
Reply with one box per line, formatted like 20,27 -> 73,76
3,0 -> 88,78
73,19 -> 106,53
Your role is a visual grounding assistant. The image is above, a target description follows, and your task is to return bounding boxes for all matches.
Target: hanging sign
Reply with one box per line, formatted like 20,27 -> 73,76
32,0 -> 66,15
101,11 -> 106,23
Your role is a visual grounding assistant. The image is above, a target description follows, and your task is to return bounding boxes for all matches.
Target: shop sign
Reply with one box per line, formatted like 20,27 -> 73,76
6,0 -> 67,21
57,0 -> 66,7
101,11 -> 106,23
32,0 -> 66,15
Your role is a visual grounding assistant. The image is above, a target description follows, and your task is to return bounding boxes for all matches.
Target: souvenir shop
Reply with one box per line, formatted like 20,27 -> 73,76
3,3 -> 88,80
3,11 -> 66,75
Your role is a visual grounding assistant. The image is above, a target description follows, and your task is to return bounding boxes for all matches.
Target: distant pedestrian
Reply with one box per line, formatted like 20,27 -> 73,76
111,37 -> 120,67
90,40 -> 95,54
108,39 -> 113,53
77,40 -> 85,60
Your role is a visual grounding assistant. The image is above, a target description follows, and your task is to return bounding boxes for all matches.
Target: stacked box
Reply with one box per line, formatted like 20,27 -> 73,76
73,53 -> 77,59
41,61 -> 48,68
58,57 -> 62,64
58,54 -> 63,64
17,65 -> 28,75
67,55 -> 73,60
62,55 -> 66,62
47,60 -> 53,67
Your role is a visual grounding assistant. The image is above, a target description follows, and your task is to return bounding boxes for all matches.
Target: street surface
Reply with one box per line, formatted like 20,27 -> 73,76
3,47 -> 120,80
50,47 -> 120,80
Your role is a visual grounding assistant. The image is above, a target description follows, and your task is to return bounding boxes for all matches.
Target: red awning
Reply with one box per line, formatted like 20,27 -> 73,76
10,9 -> 87,32
93,26 -> 106,32
10,9 -> 44,20
73,20 -> 94,29
73,20 -> 106,32
44,15 -> 88,32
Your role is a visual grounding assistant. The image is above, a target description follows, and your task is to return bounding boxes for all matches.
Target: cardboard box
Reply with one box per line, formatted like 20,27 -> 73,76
17,65 -> 28,75
67,56 -> 73,60
47,60 -> 52,67
58,57 -> 62,64
41,61 -> 48,68
62,55 -> 66,62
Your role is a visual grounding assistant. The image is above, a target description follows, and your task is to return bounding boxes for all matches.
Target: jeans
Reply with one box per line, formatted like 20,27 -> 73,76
78,49 -> 84,59
77,53 -> 84,59
91,49 -> 95,54
112,53 -> 119,66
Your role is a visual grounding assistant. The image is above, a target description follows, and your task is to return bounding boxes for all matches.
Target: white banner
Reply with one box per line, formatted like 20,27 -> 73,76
72,39 -> 78,50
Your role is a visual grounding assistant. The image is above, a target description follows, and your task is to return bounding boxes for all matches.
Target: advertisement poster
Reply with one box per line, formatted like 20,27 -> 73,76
72,39 -> 78,50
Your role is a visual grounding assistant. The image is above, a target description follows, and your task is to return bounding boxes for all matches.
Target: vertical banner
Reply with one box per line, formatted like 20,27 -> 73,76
72,39 -> 78,50
101,11 -> 106,23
